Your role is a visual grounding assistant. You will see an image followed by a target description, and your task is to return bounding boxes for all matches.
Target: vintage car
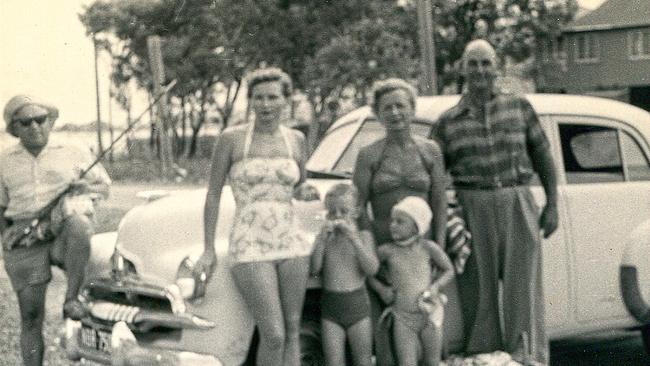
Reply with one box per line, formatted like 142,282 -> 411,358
64,94 -> 650,365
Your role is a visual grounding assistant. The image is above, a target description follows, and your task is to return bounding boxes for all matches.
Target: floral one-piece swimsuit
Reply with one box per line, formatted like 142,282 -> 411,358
228,123 -> 311,263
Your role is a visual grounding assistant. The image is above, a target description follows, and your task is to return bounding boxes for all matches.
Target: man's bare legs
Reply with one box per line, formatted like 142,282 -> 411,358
54,215 -> 92,299
17,283 -> 47,366
51,214 -> 92,319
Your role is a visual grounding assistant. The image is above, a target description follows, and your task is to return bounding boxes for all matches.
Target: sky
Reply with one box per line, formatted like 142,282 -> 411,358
0,0 -> 608,131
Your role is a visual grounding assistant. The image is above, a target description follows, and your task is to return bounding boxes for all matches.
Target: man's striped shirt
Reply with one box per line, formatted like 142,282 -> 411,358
431,92 -> 549,187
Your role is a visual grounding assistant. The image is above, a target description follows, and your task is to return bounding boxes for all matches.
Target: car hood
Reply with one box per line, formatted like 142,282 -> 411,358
115,179 -> 343,285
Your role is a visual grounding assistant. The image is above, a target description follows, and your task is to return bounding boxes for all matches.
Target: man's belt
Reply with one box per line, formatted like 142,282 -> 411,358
454,177 -> 531,190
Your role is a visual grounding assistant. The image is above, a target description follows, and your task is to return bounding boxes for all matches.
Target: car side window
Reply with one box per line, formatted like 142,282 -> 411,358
333,120 -> 386,174
559,124 -> 624,184
620,130 -> 650,181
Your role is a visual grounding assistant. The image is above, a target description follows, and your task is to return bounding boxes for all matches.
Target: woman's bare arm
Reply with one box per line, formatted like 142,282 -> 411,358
428,141 -> 447,249
352,147 -> 374,232
198,131 -> 234,276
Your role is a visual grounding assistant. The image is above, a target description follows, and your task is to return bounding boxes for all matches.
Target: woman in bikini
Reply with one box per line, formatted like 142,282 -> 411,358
353,78 -> 447,366
198,68 -> 311,366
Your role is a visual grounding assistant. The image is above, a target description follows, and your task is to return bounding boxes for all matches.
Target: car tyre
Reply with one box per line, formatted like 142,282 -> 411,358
300,319 -> 324,366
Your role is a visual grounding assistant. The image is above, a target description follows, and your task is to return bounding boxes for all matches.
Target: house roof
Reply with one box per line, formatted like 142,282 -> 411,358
566,0 -> 650,32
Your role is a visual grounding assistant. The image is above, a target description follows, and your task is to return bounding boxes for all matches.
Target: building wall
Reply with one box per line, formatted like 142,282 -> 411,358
540,27 -> 650,93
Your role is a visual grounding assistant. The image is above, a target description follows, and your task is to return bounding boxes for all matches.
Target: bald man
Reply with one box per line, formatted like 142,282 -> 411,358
0,95 -> 111,366
431,40 -> 557,364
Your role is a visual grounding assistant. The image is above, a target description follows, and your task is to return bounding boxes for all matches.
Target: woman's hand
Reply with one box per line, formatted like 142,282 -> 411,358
193,250 -> 217,283
293,182 -> 320,201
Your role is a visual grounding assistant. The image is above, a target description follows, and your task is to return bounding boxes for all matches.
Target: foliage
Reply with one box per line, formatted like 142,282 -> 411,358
78,0 -> 578,155
431,0 -> 579,88
303,16 -> 419,116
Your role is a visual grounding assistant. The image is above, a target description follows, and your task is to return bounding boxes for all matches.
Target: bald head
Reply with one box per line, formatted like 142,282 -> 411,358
462,39 -> 497,66
461,39 -> 498,93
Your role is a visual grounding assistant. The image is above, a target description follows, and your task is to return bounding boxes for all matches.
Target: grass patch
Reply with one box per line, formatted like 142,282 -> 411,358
104,157 -> 211,184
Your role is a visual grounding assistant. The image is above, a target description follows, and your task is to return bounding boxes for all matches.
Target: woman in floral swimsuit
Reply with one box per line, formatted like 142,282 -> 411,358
198,68 -> 311,366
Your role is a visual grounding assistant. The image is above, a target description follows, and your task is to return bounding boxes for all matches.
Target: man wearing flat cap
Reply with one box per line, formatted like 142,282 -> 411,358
432,40 -> 558,365
0,95 -> 111,366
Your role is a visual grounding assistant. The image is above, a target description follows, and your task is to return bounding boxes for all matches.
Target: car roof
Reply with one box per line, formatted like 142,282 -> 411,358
328,93 -> 650,135
310,93 -> 650,174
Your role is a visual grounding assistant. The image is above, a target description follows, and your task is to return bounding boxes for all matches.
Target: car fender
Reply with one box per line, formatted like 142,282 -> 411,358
86,231 -> 118,279
620,219 -> 650,324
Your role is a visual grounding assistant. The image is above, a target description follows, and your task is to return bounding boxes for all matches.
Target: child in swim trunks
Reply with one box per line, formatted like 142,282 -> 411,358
368,196 -> 454,366
310,183 -> 379,366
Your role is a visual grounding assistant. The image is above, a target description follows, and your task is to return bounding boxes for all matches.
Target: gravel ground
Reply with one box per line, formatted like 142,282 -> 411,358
0,271 -> 93,366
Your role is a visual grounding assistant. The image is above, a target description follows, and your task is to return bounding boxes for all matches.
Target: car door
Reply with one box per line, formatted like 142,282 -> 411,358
530,115 -> 574,337
556,116 -> 650,328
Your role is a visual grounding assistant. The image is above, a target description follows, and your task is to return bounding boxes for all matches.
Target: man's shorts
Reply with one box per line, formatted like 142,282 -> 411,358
3,213 -> 92,293
3,238 -> 64,293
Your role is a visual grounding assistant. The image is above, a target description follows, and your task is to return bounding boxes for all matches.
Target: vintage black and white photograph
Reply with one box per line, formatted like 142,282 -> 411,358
1,0 -> 650,365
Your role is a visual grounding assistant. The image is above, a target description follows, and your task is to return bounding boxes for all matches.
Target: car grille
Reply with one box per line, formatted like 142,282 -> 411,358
81,276 -> 175,332
83,277 -> 174,313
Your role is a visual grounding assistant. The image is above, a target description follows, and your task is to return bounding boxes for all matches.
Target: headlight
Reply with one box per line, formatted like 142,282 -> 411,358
175,256 -> 208,302
111,249 -> 137,279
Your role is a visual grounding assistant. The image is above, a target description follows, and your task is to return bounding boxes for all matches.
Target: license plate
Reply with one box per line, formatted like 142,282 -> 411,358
81,325 -> 111,353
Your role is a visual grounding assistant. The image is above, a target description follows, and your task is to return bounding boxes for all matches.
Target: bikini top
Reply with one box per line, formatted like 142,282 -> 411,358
229,123 -> 300,204
370,138 -> 432,196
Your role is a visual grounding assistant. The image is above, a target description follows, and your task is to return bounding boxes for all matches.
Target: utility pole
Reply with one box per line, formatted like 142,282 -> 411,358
93,35 -> 105,155
107,83 -> 115,163
147,35 -> 174,179
417,0 -> 438,95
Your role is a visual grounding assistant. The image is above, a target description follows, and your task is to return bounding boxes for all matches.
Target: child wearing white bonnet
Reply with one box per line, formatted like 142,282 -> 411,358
369,195 -> 455,365
392,196 -> 433,237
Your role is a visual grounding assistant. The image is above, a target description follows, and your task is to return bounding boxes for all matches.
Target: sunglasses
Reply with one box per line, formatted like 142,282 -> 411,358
13,115 -> 48,127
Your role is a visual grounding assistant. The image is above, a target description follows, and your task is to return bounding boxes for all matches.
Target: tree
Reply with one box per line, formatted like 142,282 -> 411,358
303,17 -> 418,119
430,0 -> 578,90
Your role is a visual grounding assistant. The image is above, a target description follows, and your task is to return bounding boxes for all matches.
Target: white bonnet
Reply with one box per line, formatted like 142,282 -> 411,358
392,196 -> 432,236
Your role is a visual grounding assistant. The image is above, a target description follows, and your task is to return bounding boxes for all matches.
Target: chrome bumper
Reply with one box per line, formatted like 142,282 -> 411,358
64,320 -> 223,366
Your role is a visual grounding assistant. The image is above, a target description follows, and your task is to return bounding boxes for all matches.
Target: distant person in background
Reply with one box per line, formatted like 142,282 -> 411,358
0,95 -> 111,366
431,39 -> 558,364
353,78 -> 447,366
198,68 -> 312,366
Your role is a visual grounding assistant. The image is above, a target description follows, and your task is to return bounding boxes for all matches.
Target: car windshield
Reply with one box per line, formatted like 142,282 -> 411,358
309,118 -> 434,178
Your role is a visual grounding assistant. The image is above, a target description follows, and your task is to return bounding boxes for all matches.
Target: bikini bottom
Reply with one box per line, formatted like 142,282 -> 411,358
321,286 -> 371,329
391,309 -> 430,334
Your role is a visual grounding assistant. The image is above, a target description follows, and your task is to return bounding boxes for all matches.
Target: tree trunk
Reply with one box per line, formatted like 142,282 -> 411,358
189,90 -> 208,158
188,125 -> 201,158
180,96 -> 187,156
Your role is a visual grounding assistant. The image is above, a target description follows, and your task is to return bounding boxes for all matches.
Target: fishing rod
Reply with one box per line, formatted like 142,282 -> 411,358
5,80 -> 177,249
